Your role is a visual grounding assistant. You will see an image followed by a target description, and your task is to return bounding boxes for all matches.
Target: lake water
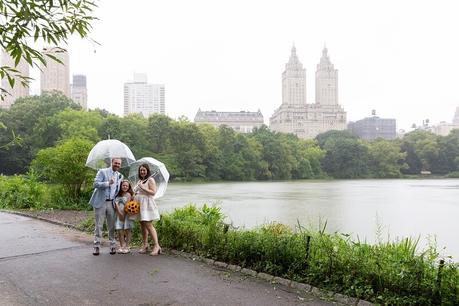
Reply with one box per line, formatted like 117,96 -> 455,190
156,179 -> 459,260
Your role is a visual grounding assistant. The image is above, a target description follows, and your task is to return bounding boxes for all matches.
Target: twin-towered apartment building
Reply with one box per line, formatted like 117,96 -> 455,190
269,46 -> 346,139
196,46 -> 348,139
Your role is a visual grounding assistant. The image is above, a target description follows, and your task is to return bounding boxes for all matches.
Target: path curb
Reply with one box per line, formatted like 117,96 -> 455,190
0,209 -> 81,231
1,209 -> 373,305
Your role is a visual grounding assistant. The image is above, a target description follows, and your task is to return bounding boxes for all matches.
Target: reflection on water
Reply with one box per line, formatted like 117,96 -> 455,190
156,179 -> 459,260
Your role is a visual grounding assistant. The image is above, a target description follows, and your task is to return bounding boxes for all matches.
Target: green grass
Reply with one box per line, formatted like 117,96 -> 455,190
36,202 -> 459,305
152,205 -> 458,305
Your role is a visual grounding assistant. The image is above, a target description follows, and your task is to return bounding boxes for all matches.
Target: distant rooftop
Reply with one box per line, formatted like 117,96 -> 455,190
195,109 -> 264,122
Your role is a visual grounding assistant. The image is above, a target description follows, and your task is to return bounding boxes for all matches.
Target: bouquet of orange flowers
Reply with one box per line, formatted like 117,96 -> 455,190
124,200 -> 140,215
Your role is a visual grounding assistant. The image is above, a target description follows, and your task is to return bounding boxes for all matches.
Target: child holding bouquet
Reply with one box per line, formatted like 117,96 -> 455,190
114,180 -> 135,254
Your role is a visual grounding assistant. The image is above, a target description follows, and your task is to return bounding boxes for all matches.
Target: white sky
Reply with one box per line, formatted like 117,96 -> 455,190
29,0 -> 459,131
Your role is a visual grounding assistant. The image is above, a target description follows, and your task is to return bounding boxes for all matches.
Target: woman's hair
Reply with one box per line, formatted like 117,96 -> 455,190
116,179 -> 134,198
138,164 -> 151,180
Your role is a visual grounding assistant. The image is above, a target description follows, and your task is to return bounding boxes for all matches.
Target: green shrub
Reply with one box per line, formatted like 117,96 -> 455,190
0,174 -> 94,210
0,172 -> 46,209
48,185 -> 93,210
155,204 -> 459,305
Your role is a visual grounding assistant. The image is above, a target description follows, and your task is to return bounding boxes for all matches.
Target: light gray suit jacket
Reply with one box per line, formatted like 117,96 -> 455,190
89,167 -> 123,209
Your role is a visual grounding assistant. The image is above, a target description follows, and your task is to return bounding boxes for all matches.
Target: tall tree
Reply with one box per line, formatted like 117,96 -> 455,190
437,129 -> 459,174
400,130 -> 439,174
31,137 -> 94,198
367,139 -> 407,178
321,138 -> 370,178
0,92 -> 80,174
168,118 -> 207,180
148,114 -> 173,153
251,125 -> 292,179
51,109 -> 103,142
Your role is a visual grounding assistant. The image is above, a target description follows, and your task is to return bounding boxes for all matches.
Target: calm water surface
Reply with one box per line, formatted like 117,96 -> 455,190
156,179 -> 459,260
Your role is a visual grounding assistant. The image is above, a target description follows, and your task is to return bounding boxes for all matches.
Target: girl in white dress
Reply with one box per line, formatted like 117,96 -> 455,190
134,164 -> 161,255
114,180 -> 134,253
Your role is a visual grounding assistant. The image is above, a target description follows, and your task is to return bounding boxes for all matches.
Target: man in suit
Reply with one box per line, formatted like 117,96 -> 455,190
89,158 -> 123,255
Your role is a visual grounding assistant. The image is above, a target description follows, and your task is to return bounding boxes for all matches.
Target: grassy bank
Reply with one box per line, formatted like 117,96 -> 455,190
75,205 -> 458,305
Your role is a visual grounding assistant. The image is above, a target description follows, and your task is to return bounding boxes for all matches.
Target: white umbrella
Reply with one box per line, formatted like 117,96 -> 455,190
85,139 -> 136,170
128,157 -> 170,199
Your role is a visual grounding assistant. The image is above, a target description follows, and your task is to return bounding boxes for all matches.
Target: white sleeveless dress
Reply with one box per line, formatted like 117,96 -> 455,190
134,178 -> 160,222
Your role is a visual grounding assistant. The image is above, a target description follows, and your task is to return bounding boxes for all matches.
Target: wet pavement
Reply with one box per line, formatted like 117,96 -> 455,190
0,212 -> 337,306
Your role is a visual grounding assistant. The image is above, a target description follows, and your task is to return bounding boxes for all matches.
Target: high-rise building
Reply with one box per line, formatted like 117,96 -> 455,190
123,73 -> 165,117
40,47 -> 70,97
282,45 -> 306,106
270,46 -> 346,139
315,47 -> 338,106
1,50 -> 30,109
348,113 -> 396,140
71,74 -> 88,109
194,109 -> 264,133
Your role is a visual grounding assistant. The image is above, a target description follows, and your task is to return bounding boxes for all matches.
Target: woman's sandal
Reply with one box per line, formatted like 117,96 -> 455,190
150,245 -> 161,256
138,245 -> 149,254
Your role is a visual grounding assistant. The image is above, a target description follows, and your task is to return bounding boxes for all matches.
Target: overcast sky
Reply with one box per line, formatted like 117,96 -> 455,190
29,0 -> 459,131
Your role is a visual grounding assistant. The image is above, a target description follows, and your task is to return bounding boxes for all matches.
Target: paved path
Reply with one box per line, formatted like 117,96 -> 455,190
0,212 -> 338,306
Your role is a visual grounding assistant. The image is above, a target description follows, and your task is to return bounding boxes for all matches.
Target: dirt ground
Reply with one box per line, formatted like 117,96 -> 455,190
15,209 -> 92,227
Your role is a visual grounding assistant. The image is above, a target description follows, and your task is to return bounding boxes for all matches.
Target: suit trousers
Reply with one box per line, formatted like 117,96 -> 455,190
93,201 -> 116,247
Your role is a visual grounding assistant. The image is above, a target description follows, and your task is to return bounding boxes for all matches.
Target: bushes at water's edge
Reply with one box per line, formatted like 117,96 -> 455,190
0,174 -> 91,210
153,205 -> 458,305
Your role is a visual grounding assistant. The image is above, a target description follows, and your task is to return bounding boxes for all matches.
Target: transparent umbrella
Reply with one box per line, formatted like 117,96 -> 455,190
128,157 -> 170,199
85,139 -> 136,169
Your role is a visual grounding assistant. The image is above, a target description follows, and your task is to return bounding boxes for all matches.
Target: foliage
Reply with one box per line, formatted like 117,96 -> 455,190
168,119 -> 207,180
0,171 -> 46,209
400,130 -> 439,174
51,109 -> 103,142
0,0 -> 97,98
321,137 -> 370,179
155,205 -> 459,305
0,120 -> 22,150
250,125 -> 293,179
2,93 -> 459,180
367,139 -> 407,178
31,137 -> 95,198
0,174 -> 92,210
0,92 -> 81,174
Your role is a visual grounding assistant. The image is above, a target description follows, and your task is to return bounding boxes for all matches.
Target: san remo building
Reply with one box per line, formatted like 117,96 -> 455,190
269,46 -> 346,139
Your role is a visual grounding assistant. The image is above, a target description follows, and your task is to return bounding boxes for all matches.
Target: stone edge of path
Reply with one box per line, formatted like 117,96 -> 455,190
1,209 -> 82,231
1,209 -> 373,306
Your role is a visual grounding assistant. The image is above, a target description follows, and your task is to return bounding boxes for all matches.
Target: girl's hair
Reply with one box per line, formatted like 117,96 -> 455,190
116,179 -> 134,198
137,164 -> 151,180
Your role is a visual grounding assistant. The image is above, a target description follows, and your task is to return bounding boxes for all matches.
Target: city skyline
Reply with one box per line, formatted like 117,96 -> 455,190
22,0 -> 459,131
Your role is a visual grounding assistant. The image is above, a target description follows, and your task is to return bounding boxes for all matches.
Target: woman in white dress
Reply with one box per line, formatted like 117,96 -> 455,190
134,164 -> 161,255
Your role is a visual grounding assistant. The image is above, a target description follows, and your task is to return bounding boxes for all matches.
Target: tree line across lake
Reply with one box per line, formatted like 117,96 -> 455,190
1,92 -> 459,186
